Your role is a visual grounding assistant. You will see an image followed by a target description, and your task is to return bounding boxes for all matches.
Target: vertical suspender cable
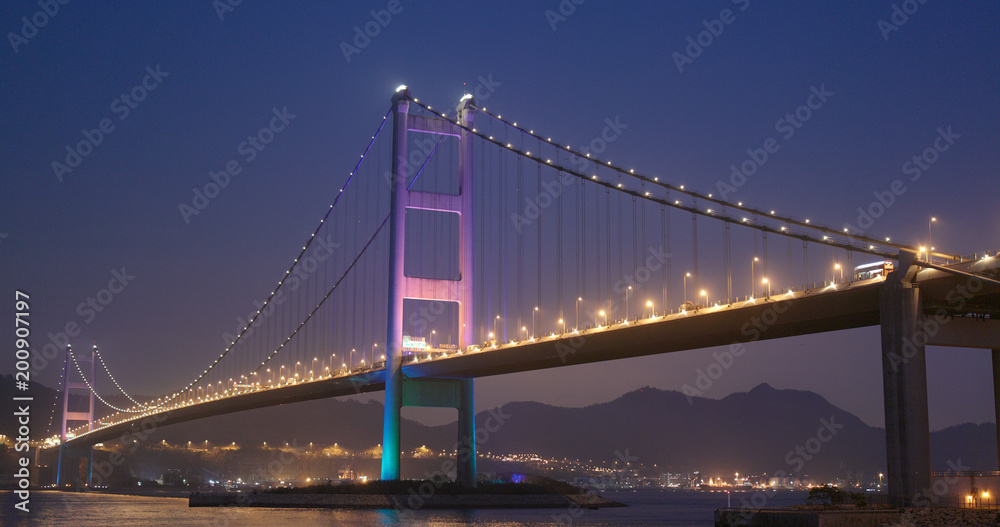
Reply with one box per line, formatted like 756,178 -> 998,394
517,140 -> 524,334
803,240 -> 809,287
824,244 -> 829,284
350,185 -> 358,364
724,206 -> 731,303
692,198 -> 698,302
536,141 -> 542,320
577,168 -> 584,313
787,224 -> 792,292
556,157 -> 563,321
762,231 -> 768,293
661,198 -> 668,312
640,181 -> 646,278
605,175 -> 611,312
479,136 -> 486,342
363,156 -> 372,361
376,138 -> 385,356
631,191 -> 637,317
499,131 -> 506,340
596,169 -> 603,310
753,218 -> 758,261
615,172 -> 625,308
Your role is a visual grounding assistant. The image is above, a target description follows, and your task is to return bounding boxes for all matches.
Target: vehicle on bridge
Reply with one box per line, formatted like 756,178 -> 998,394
854,260 -> 894,281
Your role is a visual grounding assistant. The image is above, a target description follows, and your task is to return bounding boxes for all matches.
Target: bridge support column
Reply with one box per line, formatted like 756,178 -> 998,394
382,89 -> 410,482
993,349 -> 1000,471
382,88 -> 478,485
456,378 -> 476,487
880,256 -> 932,507
56,346 -> 95,488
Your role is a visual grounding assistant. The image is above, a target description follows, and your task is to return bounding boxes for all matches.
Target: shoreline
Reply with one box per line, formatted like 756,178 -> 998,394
28,488 -> 194,499
189,491 -> 625,509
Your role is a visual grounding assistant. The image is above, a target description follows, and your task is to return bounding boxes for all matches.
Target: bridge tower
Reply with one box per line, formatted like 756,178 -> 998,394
383,87 -> 477,485
56,346 -> 96,488
880,250 -> 931,506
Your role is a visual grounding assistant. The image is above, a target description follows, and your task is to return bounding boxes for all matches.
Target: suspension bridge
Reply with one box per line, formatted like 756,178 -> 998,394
42,86 -> 999,507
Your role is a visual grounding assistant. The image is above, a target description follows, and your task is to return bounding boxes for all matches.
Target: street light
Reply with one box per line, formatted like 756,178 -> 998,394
700,290 -> 707,307
751,257 -> 759,297
762,278 -> 769,298
878,473 -> 883,489
350,349 -> 355,368
625,285 -> 632,320
646,300 -> 653,317
834,263 -> 842,283
599,309 -> 607,326
371,343 -> 377,364
558,318 -> 565,333
928,217 -> 936,263
683,272 -> 692,302
576,297 -> 582,330
494,315 -> 500,341
431,330 -> 436,348
521,326 -> 527,340
533,307 -> 539,337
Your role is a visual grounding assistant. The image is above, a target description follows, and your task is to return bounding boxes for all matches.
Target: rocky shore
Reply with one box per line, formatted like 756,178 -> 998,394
878,508 -> 1000,527
190,491 -> 624,509
716,507 -> 999,527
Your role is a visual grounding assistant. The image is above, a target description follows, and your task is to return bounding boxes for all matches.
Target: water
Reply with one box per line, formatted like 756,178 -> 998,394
1,489 -> 808,526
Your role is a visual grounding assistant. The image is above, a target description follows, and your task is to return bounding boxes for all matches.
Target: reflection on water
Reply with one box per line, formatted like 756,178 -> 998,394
1,489 -> 808,527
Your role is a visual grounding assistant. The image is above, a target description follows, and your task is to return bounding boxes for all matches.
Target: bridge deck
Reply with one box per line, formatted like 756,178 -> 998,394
62,256 -> 999,448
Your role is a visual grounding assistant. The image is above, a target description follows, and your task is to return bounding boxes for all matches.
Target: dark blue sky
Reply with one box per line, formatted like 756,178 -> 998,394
2,1 -> 998,430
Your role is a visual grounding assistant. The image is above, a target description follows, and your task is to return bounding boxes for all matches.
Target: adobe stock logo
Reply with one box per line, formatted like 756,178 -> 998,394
51,65 -> 170,183
6,0 -> 71,54
714,85 -> 833,200
179,106 -> 296,224
213,0 -> 246,22
544,0 -> 586,31
843,126 -> 958,233
877,0 -> 931,41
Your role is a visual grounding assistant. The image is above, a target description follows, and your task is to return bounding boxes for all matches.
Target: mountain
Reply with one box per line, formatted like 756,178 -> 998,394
454,383 -> 889,481
3,375 -> 995,481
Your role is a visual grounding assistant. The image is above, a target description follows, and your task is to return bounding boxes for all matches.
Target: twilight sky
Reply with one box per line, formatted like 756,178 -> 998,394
1,1 -> 998,431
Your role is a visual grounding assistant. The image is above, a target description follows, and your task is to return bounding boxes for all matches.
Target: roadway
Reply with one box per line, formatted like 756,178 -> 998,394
62,255 -> 999,448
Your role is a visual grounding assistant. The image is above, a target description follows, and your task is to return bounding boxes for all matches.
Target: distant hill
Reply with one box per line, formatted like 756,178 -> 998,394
3,375 -> 995,481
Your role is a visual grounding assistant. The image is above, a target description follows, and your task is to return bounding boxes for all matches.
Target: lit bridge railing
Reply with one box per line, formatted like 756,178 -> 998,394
50,275 -> 889,447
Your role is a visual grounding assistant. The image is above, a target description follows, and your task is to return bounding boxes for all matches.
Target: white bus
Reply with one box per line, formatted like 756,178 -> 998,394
854,260 -> 894,281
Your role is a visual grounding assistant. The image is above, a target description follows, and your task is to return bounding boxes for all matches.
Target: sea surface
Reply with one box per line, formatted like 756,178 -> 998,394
1,489 -> 809,526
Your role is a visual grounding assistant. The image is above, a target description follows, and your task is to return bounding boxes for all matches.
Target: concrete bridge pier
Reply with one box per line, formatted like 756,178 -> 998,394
56,346 -> 95,488
880,253 -> 932,507
456,378 -> 477,487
